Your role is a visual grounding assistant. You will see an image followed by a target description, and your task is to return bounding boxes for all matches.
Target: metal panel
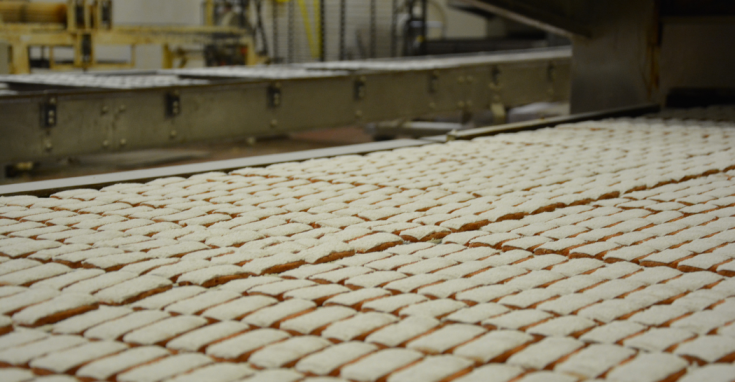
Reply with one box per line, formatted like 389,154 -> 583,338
0,139 -> 430,197
0,48 -> 571,164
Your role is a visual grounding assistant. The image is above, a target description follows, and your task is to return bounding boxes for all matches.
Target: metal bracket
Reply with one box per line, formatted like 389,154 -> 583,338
268,84 -> 282,108
41,96 -> 57,128
354,77 -> 367,100
429,71 -> 439,93
165,91 -> 181,117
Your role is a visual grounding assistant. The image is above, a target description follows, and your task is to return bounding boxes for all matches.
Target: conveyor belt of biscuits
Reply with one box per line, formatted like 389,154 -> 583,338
2,111 -> 735,382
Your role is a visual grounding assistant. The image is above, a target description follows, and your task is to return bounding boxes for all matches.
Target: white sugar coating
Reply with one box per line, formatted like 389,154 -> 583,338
444,303 -> 510,324
677,291 -> 727,313
366,255 -> 419,271
284,284 -> 350,302
243,369 -> 304,382
555,343 -> 635,379
12,293 -> 96,326
624,328 -> 695,352
76,346 -> 170,381
362,293 -> 429,313
0,262 -> 70,286
453,330 -> 534,363
340,348 -> 424,382
498,288 -> 559,309
249,335 -> 331,368
31,268 -> 105,290
366,316 -> 440,347
504,270 -> 565,290
514,371 -> 578,382
527,315 -> 596,337
53,306 -> 131,334
131,286 -> 206,310
452,364 -> 524,382
243,298 -> 316,328
672,310 -> 734,334
589,261 -> 641,280
506,337 -> 583,370
29,340 -> 128,373
628,305 -> 692,326
470,264 -> 528,284
202,295 -> 278,321
419,279 -> 480,300
384,274 -> 447,293
0,239 -> 62,258
551,258 -> 604,276
0,287 -> 60,315
249,279 -> 316,296
624,284 -> 685,306
346,271 -> 406,288
119,258 -> 179,275
94,275 -> 172,304
400,299 -> 467,318
583,279 -> 645,300
62,271 -> 137,294
679,364 -> 735,382
116,353 -> 213,382
85,310 -> 170,340
407,324 -> 486,354
545,275 -> 603,295
678,253 -> 731,270
166,321 -> 250,352
666,271 -> 724,291
516,254 -> 567,271
176,264 -> 245,286
165,290 -> 241,315
398,257 -> 457,275
413,244 -> 466,259
387,355 -> 473,382
350,233 -> 403,252
280,306 -> 356,334
325,288 -> 391,307
300,242 -> 353,264
0,330 -> 49,351
0,334 -> 87,365
0,368 -> 35,382
321,312 -> 398,342
147,260 -> 212,280
123,315 -> 208,345
0,285 -> 26,298
674,335 -> 735,363
334,252 -> 392,268
0,259 -> 41,276
219,275 -> 282,293
455,284 -> 520,305
281,264 -> 341,280
166,363 -> 256,382
205,327 -> 288,359
296,341 -> 377,376
484,307 -> 553,329
606,353 -> 687,382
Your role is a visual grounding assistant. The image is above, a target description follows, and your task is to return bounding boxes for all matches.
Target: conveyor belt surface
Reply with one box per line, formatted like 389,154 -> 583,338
2,115 -> 735,381
0,74 -> 210,89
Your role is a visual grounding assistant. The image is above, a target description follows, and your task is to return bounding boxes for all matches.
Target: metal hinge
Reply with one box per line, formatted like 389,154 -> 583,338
166,91 -> 181,117
268,83 -> 282,108
354,76 -> 366,100
41,95 -> 57,128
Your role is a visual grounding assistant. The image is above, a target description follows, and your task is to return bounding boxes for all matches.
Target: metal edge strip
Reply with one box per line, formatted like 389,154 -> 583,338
0,139 -> 430,197
441,103 -> 662,141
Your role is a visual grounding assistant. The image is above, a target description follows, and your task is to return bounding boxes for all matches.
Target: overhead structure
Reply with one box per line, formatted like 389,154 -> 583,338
448,0 -> 735,113
0,0 -> 261,74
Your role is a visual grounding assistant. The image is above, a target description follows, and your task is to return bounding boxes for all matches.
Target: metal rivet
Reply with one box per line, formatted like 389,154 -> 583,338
170,130 -> 177,138
119,105 -> 126,112
102,140 -> 109,148
120,139 -> 127,146
457,101 -> 465,108
457,76 -> 465,84
270,119 -> 278,128
48,97 -> 56,105
355,110 -> 363,119
45,141 -> 53,150
429,102 -> 436,110
247,137 -> 257,146
102,106 -> 109,114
